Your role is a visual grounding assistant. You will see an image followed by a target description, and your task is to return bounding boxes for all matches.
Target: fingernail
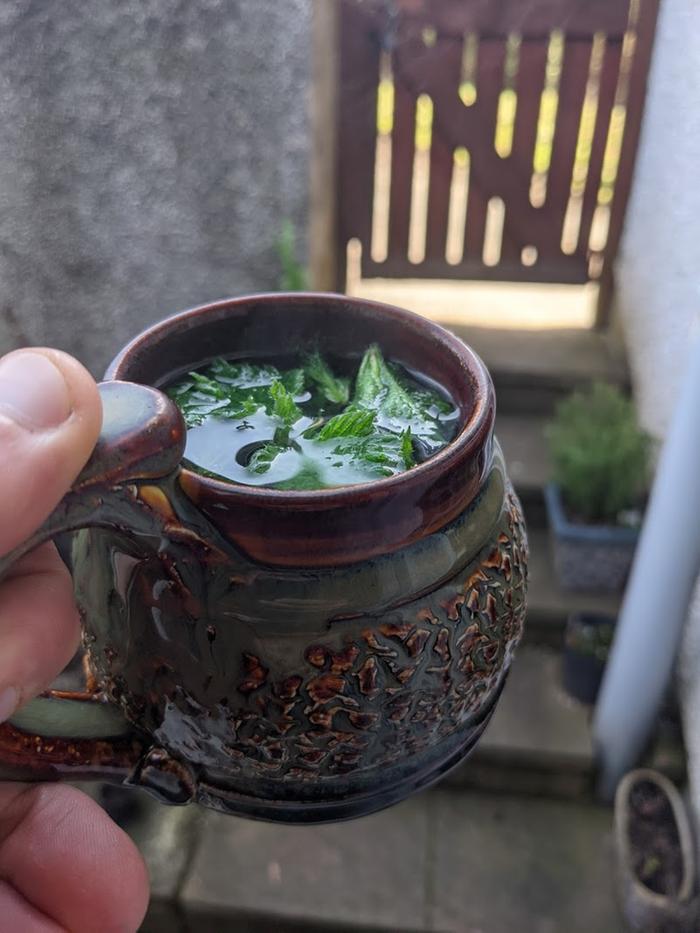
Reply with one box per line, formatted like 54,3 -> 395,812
0,686 -> 18,723
0,352 -> 72,430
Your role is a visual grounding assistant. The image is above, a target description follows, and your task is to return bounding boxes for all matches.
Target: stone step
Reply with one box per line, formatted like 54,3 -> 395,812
525,526 -> 621,644
451,324 -> 629,415
176,786 -> 623,932
496,412 -> 549,525
444,645 -> 595,798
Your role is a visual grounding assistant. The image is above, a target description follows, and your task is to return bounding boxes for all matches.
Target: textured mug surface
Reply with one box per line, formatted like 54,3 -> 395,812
0,294 -> 528,822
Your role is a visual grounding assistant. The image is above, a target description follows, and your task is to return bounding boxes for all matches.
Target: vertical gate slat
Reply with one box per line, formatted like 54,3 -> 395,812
334,0 -> 659,306
500,39 -> 550,262
541,37 -> 592,253
578,39 -> 623,256
463,39 -> 506,263
424,41 -> 463,262
424,135 -> 453,262
603,0 -> 660,272
386,79 -> 416,263
336,0 -> 383,286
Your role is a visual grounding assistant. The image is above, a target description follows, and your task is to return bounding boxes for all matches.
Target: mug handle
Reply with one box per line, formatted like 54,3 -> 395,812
0,380 -> 186,788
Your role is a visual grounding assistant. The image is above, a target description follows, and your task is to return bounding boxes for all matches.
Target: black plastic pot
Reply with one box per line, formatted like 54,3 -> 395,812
562,612 -> 616,704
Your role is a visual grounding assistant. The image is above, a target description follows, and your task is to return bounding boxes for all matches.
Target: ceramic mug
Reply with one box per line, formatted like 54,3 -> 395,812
0,294 -> 527,823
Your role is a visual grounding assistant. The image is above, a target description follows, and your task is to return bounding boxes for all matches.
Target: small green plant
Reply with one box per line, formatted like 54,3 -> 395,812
277,220 -> 307,291
547,382 -> 651,524
565,618 -> 615,661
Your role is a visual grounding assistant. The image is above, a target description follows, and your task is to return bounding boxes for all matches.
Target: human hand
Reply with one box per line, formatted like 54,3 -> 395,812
0,349 -> 149,932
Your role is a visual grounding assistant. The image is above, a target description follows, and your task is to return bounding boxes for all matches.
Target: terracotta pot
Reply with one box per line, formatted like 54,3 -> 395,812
0,294 -> 528,822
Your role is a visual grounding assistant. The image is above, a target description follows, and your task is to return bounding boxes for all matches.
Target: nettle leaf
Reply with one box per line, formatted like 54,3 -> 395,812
330,430 -> 414,478
304,351 -> 350,404
401,428 -> 415,468
167,373 -> 227,427
281,367 -> 305,397
269,380 -> 302,425
168,368 -> 268,429
310,408 -> 376,441
273,462 -> 323,491
389,363 -> 455,417
209,358 -> 281,388
170,348 -> 450,489
247,443 -> 288,475
215,397 -> 261,421
353,344 -> 447,453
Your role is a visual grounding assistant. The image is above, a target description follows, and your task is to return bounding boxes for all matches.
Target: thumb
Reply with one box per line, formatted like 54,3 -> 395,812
0,349 -> 102,557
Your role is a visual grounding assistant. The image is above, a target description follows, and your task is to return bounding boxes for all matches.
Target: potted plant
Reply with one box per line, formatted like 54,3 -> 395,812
545,382 -> 651,592
562,612 -> 615,704
615,769 -> 698,931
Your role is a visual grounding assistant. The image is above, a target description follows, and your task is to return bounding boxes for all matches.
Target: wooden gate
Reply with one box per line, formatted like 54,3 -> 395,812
336,0 -> 659,320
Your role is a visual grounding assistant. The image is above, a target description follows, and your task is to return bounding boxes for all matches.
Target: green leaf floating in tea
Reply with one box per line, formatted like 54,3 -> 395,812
269,379 -> 302,426
352,344 -> 450,458
308,408 -> 376,441
167,345 -> 458,490
304,350 -> 350,405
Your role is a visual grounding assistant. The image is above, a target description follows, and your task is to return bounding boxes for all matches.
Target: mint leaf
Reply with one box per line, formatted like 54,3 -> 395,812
270,380 -> 301,425
304,351 -> 350,404
310,408 -> 375,441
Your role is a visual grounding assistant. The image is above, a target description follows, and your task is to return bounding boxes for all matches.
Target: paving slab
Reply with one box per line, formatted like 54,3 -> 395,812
428,789 -> 623,933
476,646 -> 593,767
443,646 -> 594,798
181,794 -> 430,931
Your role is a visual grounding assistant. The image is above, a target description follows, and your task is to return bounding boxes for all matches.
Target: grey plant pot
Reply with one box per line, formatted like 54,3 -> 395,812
544,483 -> 639,593
615,769 -> 699,932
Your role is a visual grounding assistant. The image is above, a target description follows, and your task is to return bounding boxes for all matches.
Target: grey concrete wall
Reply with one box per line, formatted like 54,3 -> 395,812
615,0 -> 700,842
0,0 -> 312,376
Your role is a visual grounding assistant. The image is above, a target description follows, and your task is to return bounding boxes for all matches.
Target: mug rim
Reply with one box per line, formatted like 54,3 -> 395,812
106,292 -> 495,508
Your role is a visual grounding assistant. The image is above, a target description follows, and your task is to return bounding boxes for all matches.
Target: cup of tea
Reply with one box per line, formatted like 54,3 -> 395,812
0,294 -> 527,823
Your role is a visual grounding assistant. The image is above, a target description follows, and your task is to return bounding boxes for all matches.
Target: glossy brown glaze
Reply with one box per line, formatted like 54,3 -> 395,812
0,719 -> 143,783
106,293 -> 495,567
0,294 -> 526,824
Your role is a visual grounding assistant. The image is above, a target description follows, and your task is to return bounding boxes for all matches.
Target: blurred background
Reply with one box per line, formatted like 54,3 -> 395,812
2,0 -> 700,930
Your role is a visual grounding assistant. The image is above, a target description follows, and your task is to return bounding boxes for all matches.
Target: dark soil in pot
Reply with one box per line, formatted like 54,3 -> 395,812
629,779 -> 684,897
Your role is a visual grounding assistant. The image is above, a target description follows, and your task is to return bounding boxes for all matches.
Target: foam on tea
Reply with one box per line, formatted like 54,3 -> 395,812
167,345 -> 459,490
